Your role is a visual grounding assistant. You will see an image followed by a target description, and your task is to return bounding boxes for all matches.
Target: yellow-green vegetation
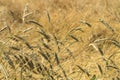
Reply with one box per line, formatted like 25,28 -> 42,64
0,0 -> 120,80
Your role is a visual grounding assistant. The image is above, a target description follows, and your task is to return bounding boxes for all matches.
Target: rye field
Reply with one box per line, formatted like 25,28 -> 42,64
0,0 -> 120,80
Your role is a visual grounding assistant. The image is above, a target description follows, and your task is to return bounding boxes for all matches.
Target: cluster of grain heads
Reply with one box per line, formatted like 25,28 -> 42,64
88,36 -> 120,58
12,53 -> 56,79
0,24 -> 80,79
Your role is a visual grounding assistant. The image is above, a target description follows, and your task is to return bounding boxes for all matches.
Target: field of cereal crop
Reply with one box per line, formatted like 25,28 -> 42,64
0,0 -> 120,80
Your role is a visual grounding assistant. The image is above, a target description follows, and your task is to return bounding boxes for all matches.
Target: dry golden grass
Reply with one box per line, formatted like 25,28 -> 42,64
0,0 -> 120,80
